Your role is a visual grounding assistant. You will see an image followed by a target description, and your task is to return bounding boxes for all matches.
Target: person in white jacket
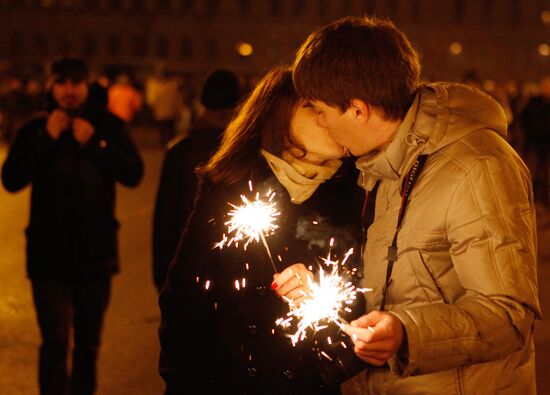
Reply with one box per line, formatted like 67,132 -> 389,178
292,16 -> 540,395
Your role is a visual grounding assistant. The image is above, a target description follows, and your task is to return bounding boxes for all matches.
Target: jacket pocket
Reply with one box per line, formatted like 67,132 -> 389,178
402,250 -> 450,305
417,250 -> 451,304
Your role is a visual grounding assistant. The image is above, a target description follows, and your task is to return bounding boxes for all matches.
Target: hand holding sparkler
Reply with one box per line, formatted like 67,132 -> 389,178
272,264 -> 314,306
342,311 -> 404,366
275,246 -> 370,345
273,245 -> 375,385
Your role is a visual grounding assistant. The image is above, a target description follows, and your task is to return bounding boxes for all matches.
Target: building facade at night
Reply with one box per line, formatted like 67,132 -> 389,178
0,0 -> 549,82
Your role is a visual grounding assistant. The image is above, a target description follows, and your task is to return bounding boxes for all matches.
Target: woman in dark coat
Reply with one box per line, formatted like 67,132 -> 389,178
158,67 -> 364,395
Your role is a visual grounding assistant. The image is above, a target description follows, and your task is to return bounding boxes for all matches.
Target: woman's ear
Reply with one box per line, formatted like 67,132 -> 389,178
348,99 -> 370,124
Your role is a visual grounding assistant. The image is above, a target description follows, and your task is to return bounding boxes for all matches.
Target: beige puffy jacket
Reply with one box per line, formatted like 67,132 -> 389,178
345,83 -> 541,395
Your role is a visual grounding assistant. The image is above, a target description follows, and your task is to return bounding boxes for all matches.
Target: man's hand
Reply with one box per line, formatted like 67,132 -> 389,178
343,311 -> 404,366
46,110 -> 70,140
272,263 -> 314,306
72,118 -> 95,145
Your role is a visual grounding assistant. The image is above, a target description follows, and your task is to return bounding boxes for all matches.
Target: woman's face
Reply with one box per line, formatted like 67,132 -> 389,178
289,100 -> 346,164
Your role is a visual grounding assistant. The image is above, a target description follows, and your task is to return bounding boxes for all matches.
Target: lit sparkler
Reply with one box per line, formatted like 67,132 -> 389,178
276,245 -> 371,345
214,181 -> 281,272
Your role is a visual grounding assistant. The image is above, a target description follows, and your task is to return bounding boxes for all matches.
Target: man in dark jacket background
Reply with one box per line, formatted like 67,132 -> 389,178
521,74 -> 550,207
1,56 -> 143,395
152,69 -> 242,291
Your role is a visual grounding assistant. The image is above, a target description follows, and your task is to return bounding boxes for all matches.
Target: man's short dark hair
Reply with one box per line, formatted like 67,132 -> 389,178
201,69 -> 242,110
293,16 -> 421,120
50,56 -> 89,82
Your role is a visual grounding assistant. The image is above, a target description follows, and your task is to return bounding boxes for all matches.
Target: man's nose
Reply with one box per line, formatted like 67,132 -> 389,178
65,81 -> 77,91
59,80 -> 77,92
316,114 -> 327,128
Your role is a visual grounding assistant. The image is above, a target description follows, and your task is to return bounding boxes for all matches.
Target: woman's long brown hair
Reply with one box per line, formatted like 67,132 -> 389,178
198,66 -> 299,185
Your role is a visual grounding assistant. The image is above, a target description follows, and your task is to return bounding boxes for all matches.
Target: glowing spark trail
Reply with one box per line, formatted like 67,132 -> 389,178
214,182 -> 281,272
276,247 -> 371,345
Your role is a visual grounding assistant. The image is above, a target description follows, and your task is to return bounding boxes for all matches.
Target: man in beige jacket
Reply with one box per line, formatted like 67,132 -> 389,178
293,16 -> 540,394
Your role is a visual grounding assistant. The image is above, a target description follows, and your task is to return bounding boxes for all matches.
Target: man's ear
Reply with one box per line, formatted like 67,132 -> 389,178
348,99 -> 370,124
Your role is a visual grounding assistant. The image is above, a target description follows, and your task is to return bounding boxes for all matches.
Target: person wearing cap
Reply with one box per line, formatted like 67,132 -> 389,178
152,69 -> 243,292
1,56 -> 144,395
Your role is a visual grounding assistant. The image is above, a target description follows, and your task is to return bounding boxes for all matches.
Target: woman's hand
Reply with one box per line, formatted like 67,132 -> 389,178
272,263 -> 314,306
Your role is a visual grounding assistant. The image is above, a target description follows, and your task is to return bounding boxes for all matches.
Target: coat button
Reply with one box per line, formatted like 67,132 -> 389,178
247,367 -> 258,377
256,285 -> 266,296
283,369 -> 295,380
248,324 -> 257,335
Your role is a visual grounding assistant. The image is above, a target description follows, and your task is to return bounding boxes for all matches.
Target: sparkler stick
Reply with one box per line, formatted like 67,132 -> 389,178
214,182 -> 281,272
259,232 -> 278,273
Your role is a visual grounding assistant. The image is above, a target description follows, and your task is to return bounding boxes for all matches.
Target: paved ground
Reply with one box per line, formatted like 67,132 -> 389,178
0,129 -> 549,394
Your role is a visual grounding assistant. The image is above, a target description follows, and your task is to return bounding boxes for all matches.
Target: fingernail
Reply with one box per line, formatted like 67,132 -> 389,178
271,282 -> 278,290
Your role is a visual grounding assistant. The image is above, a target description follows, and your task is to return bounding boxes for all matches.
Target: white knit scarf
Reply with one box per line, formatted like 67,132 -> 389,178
261,150 -> 342,204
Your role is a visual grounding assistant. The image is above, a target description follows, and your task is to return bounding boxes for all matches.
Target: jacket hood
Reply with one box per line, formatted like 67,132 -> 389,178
418,82 -> 507,154
356,82 -> 508,189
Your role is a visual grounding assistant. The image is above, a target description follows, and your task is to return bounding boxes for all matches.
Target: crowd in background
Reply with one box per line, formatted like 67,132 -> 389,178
0,68 -> 253,146
0,68 -> 549,206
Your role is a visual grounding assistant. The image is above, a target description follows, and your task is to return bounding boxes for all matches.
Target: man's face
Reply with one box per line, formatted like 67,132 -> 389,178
309,100 -> 375,157
51,77 -> 89,110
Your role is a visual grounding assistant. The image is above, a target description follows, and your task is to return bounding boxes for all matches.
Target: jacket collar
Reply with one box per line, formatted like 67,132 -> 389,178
354,81 -> 508,191
356,92 -> 427,191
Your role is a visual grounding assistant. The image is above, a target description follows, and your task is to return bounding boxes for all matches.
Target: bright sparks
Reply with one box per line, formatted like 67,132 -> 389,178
276,247 -> 370,345
213,182 -> 281,272
214,185 -> 280,251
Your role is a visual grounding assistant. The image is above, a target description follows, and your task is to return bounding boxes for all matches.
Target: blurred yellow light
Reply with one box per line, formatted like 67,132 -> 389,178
541,10 -> 550,25
236,42 -> 253,57
449,42 -> 462,55
538,44 -> 550,57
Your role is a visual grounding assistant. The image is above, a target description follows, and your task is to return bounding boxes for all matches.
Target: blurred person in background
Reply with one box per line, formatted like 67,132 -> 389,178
96,73 -> 110,89
521,75 -> 550,208
0,75 -> 32,144
502,79 -> 524,151
1,56 -> 143,395
173,86 -> 195,139
153,69 -> 243,292
107,72 -> 143,123
146,73 -> 184,147
462,70 -> 514,127
26,77 -> 47,115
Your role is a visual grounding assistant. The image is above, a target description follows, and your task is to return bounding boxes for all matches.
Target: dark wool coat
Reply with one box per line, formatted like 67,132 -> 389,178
159,157 -> 364,395
153,110 -> 231,291
521,95 -> 550,148
1,83 -> 143,281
